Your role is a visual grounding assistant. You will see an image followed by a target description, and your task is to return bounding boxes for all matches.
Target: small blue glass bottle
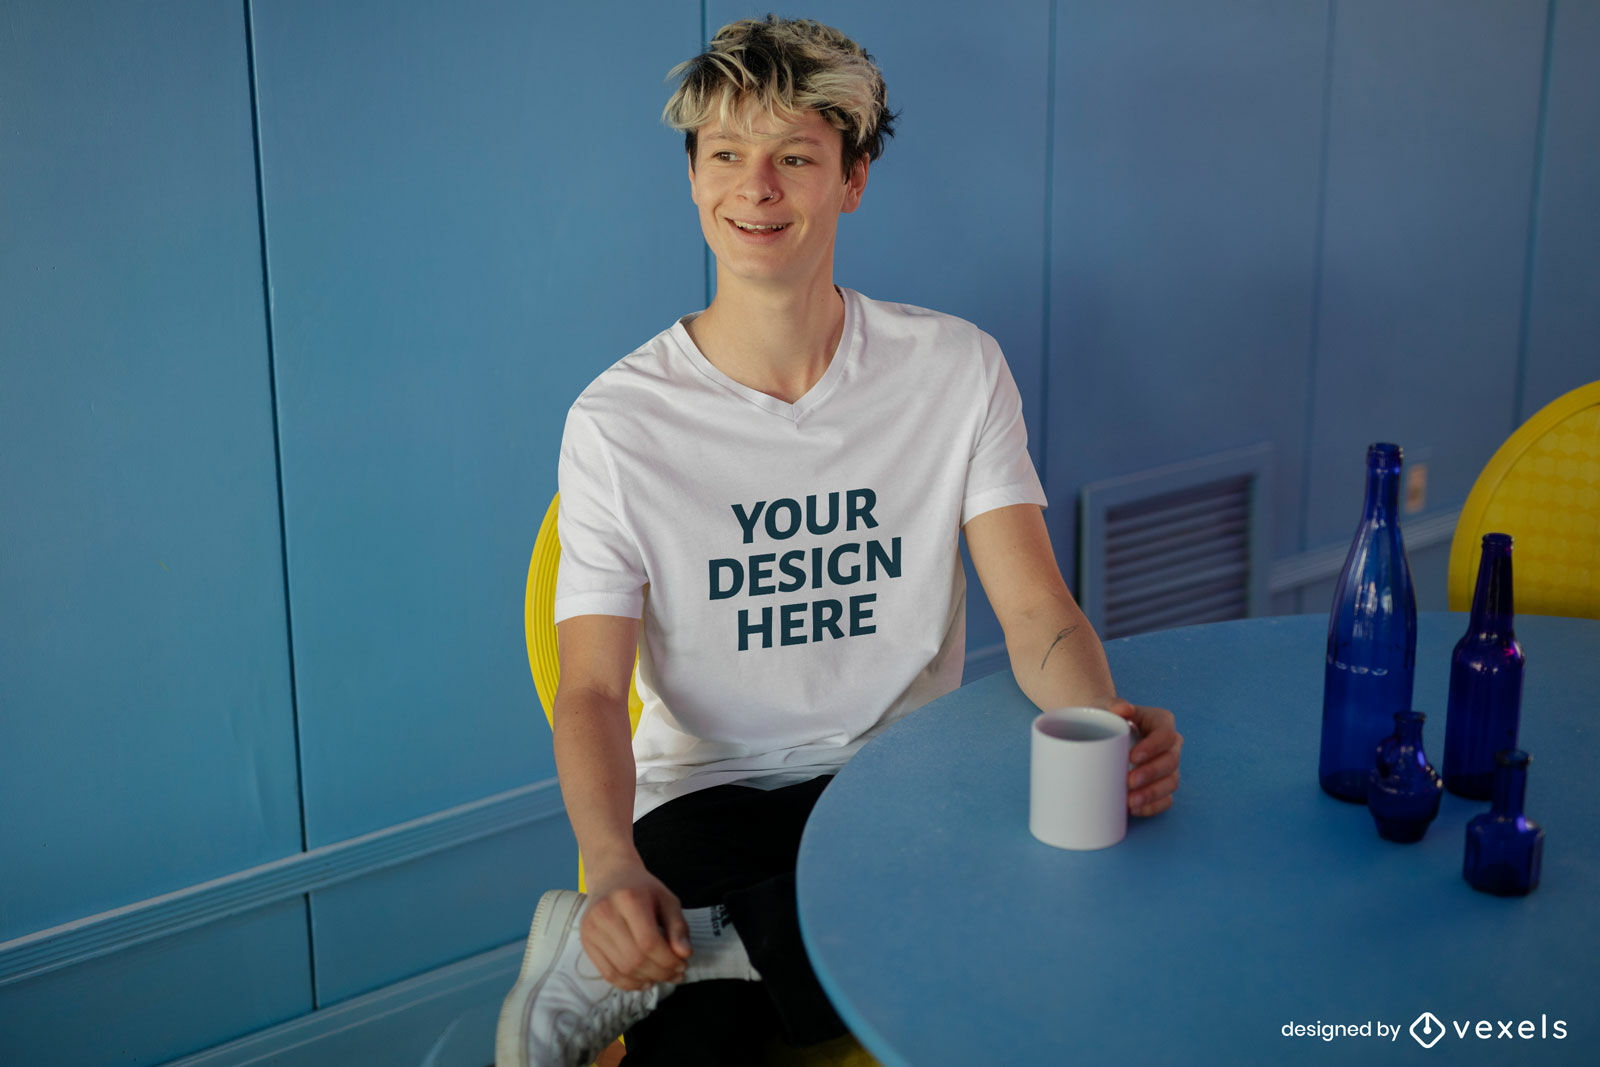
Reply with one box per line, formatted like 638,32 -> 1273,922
1367,711 -> 1443,842
1443,534 -> 1524,799
1463,750 -> 1543,896
1319,443 -> 1417,802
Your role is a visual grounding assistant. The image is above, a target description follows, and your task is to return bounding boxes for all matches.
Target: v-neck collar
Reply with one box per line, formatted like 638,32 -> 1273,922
671,288 -> 860,424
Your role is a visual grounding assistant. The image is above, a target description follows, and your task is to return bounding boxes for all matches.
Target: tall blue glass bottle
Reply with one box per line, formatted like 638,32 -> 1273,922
1319,443 -> 1417,802
1443,533 -> 1524,799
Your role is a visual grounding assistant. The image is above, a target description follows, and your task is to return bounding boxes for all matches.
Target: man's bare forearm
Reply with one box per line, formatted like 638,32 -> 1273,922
551,685 -> 644,883
1008,591 -> 1118,712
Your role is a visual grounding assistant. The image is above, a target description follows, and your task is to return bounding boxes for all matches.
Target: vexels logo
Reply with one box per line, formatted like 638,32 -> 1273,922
1408,1011 -> 1568,1048
1281,1011 -> 1568,1048
1410,1012 -> 1445,1049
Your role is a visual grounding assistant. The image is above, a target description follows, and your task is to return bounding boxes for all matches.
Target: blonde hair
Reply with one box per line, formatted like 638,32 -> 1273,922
663,15 -> 896,176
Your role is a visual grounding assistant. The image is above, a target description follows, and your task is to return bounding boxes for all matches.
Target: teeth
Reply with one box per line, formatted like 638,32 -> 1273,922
734,221 -> 787,232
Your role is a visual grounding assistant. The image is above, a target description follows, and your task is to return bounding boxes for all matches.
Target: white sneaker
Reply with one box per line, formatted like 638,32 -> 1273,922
496,890 -> 675,1067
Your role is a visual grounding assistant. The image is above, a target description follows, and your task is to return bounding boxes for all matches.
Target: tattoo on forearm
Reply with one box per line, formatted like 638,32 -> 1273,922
1040,625 -> 1080,671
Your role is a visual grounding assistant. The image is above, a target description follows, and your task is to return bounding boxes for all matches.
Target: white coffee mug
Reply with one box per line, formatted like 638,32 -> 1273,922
1029,706 -> 1132,850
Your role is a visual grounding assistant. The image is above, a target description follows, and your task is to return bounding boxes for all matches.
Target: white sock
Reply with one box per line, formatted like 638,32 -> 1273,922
682,905 -> 761,982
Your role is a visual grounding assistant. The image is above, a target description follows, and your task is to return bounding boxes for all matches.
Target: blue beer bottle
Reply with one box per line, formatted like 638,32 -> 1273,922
1442,533 -> 1524,799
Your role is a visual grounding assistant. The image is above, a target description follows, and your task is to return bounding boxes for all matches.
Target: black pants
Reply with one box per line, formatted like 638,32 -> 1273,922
620,775 -> 846,1064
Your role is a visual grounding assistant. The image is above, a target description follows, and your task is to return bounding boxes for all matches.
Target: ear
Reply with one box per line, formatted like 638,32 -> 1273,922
841,155 -> 869,214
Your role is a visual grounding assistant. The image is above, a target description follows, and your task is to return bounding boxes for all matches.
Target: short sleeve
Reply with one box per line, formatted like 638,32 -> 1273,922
960,331 -> 1048,525
553,407 -> 648,622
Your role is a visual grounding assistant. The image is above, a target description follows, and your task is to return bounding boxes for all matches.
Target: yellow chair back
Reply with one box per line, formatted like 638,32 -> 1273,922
1448,380 -> 1600,619
525,492 -> 644,731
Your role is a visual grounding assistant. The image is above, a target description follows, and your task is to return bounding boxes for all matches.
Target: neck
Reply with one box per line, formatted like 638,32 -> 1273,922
687,275 -> 846,405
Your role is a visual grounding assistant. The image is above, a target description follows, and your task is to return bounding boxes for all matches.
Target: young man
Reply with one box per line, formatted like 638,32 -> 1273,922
497,17 -> 1182,1067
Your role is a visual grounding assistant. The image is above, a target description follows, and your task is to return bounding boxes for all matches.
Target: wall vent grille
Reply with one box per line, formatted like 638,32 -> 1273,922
1079,445 -> 1272,640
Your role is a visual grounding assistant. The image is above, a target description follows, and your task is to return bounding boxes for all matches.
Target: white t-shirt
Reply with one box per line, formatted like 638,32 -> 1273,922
555,287 -> 1046,819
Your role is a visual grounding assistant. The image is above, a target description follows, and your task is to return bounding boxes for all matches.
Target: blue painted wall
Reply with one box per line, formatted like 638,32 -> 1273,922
2,1 -> 1595,1063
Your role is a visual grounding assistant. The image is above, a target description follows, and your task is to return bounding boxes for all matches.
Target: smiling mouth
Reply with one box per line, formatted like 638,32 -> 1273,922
731,220 -> 790,232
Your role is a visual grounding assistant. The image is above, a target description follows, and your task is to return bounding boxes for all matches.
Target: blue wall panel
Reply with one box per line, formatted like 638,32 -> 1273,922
1522,0 -> 1600,419
0,0 -> 301,937
1047,0 -> 1330,574
308,819 -> 575,1006
249,0 -> 705,847
707,0 -> 1053,656
0,901 -> 312,1067
163,943 -> 521,1067
1306,0 -> 1547,544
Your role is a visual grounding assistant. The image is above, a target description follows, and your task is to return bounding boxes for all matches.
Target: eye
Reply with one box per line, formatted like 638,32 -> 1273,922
780,155 -> 810,167
709,150 -> 738,163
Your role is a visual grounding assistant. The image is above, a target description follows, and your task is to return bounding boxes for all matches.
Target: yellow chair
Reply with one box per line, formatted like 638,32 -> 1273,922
524,494 -> 876,1067
1448,380 -> 1600,619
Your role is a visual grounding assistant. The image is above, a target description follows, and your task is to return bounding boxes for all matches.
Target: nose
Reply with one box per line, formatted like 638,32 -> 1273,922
737,157 -> 780,203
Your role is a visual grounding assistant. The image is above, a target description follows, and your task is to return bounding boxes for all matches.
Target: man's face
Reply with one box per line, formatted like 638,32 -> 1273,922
689,107 -> 868,292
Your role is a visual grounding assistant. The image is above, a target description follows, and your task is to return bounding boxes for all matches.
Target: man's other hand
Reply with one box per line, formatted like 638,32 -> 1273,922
580,866 -> 692,990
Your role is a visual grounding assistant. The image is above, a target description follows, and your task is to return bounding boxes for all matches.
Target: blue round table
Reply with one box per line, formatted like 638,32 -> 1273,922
796,613 -> 1600,1065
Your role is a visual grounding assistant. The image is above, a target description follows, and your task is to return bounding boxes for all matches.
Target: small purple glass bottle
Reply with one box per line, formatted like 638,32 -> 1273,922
1443,533 -> 1524,799
1367,711 -> 1443,843
1319,444 -> 1417,802
1463,750 -> 1543,897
